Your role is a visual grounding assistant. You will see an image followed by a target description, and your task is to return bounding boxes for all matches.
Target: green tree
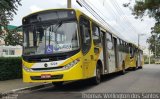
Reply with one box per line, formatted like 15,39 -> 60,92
147,34 -> 160,57
124,0 -> 160,57
0,0 -> 22,45
4,27 -> 23,46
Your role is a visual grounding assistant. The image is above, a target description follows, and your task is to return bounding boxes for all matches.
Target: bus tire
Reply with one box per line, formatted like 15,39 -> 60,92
121,61 -> 126,75
52,82 -> 63,87
134,61 -> 138,70
139,66 -> 143,69
92,64 -> 101,85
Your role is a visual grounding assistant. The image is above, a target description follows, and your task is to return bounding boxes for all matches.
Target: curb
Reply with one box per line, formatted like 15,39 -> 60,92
0,83 -> 52,98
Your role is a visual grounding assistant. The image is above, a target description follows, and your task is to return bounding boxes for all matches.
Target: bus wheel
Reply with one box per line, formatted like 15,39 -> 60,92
121,61 -> 126,75
92,64 -> 101,85
134,61 -> 138,70
139,66 -> 143,69
133,67 -> 137,70
52,82 -> 63,87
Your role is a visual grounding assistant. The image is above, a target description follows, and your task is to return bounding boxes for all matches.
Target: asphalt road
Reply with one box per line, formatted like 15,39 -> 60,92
8,64 -> 160,99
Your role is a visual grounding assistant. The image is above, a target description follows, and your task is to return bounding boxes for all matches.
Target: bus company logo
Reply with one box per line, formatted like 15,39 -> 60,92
44,63 -> 48,67
51,62 -> 58,66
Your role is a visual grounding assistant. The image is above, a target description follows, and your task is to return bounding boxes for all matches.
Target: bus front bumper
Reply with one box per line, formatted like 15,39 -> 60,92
23,64 -> 83,83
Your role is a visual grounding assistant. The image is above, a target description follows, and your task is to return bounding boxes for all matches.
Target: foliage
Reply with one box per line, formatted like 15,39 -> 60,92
0,57 -> 22,81
151,22 -> 160,34
0,0 -> 22,45
0,0 -> 21,25
4,27 -> 23,46
124,0 -> 160,57
131,0 -> 160,21
144,55 -> 155,64
147,34 -> 160,57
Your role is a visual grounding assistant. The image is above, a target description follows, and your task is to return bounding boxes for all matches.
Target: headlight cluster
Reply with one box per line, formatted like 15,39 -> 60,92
63,58 -> 80,70
23,58 -> 80,72
23,65 -> 33,72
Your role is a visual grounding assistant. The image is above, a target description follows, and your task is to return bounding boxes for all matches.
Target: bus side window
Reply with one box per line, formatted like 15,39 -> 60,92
117,38 -> 120,45
129,45 -> 132,54
106,33 -> 113,50
79,17 -> 91,54
131,47 -> 134,58
106,33 -> 112,42
92,24 -> 101,45
119,39 -> 121,45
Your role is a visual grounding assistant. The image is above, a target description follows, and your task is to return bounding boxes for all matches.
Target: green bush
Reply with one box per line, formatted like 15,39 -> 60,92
0,57 -> 22,81
144,55 -> 155,64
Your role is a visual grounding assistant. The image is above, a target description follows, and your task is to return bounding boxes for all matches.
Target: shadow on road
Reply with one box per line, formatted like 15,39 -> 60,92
34,71 -> 132,93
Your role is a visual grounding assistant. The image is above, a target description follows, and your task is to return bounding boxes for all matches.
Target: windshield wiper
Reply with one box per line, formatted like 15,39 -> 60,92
48,20 -> 63,45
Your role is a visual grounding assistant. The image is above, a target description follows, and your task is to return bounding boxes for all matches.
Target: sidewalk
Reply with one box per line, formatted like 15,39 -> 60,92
0,79 -> 45,93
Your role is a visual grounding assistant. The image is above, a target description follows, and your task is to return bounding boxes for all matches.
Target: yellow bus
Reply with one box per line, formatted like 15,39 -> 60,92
129,43 -> 143,70
22,8 -> 131,86
139,49 -> 144,68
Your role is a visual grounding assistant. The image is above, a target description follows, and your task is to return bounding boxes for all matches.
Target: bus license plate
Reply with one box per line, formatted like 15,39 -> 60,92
41,74 -> 51,79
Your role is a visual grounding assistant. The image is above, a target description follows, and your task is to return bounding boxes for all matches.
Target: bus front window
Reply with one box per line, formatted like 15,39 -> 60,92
23,21 -> 79,55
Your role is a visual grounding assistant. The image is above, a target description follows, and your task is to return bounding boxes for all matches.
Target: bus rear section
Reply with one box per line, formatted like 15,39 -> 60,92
129,44 -> 143,70
138,49 -> 144,68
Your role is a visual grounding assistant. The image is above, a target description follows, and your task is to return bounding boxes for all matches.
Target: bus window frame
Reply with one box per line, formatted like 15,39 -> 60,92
92,22 -> 101,46
106,32 -> 112,42
79,16 -> 92,54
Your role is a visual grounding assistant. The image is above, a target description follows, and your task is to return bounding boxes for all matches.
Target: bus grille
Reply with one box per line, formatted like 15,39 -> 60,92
31,66 -> 63,71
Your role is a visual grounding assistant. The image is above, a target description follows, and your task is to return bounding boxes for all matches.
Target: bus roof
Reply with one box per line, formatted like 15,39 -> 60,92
22,8 -> 75,20
22,8 -> 135,45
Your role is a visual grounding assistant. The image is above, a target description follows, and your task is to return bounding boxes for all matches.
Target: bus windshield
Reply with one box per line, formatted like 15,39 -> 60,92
23,21 -> 79,55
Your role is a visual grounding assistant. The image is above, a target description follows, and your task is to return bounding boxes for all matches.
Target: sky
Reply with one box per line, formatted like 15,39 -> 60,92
9,0 -> 155,49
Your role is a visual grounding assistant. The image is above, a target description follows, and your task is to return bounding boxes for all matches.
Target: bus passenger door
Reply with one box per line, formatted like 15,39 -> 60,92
106,33 -> 116,73
102,31 -> 109,73
137,50 -> 141,67
113,37 -> 119,69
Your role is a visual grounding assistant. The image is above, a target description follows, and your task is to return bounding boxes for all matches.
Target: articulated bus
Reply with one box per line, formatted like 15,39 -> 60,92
129,43 -> 144,70
22,8 -> 139,86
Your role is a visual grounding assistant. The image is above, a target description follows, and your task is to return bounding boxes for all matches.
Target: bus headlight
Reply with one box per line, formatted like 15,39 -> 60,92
63,58 -> 80,70
23,65 -> 33,72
